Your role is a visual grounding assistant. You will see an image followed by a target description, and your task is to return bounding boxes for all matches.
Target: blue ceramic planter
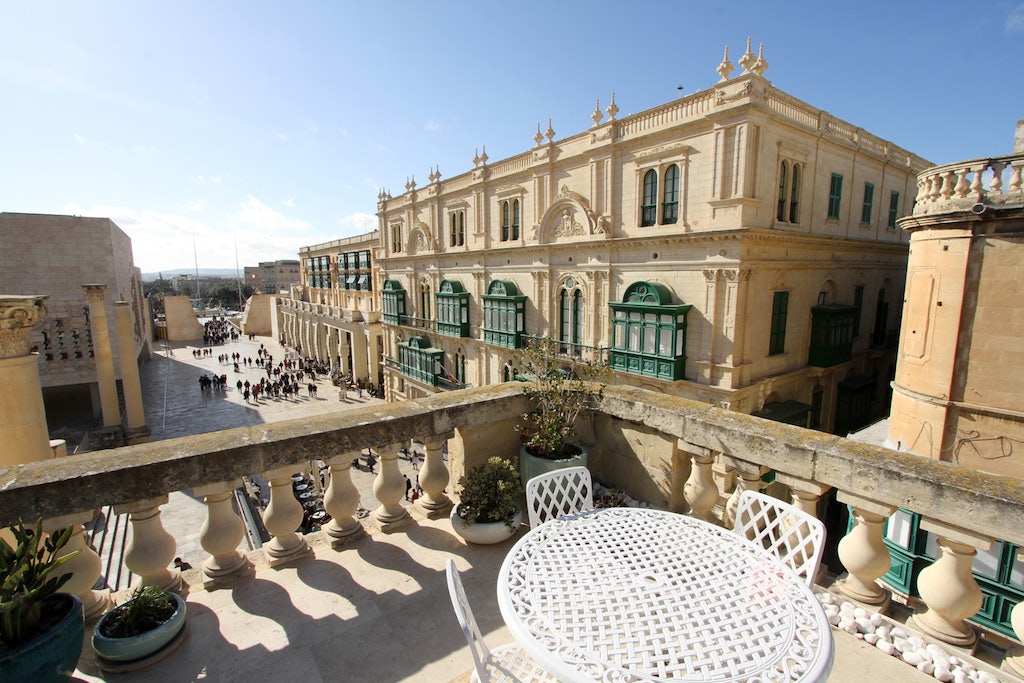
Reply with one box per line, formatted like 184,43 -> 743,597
92,591 -> 186,663
0,593 -> 84,683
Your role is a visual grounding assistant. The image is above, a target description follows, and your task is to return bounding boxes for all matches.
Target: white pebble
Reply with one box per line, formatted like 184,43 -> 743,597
903,651 -> 927,666
824,604 -> 840,618
819,592 -> 836,604
952,671 -> 967,683
853,607 -> 869,619
828,612 -> 841,626
891,627 -> 909,639
974,672 -> 996,683
893,636 -> 910,653
840,602 -> 856,614
933,665 -> 953,682
875,625 -> 891,640
917,661 -> 934,676
863,633 -> 879,645
908,636 -> 926,650
869,613 -> 885,626
927,645 -> 951,669
961,662 -> 976,674
948,656 -> 962,666
876,640 -> 895,655
855,617 -> 874,634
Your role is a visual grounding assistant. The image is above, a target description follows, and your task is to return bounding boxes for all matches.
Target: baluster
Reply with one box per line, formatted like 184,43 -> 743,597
196,480 -> 250,583
44,514 -> 110,621
1003,548 -> 1024,677
910,520 -> 990,646
835,493 -> 894,607
928,173 -> 942,202
915,177 -> 928,206
373,444 -> 410,526
115,495 -> 182,593
261,466 -> 310,567
323,453 -> 365,546
1008,160 -> 1023,194
774,475 -> 830,519
952,167 -> 970,198
681,442 -> 717,520
722,458 -> 764,528
669,447 -> 692,514
418,435 -> 452,516
970,163 -> 985,198
989,161 -> 1006,196
939,170 -> 955,200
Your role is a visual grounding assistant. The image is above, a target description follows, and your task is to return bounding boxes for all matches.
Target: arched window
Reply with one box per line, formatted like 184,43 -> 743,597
641,169 -> 658,226
559,282 -> 584,357
449,211 -> 465,247
454,348 -> 466,385
501,201 -> 510,241
789,164 -> 801,223
662,164 -> 679,225
777,161 -> 789,222
511,199 -> 520,240
457,211 -> 465,245
418,281 -> 431,327
449,213 -> 457,247
503,360 -> 517,382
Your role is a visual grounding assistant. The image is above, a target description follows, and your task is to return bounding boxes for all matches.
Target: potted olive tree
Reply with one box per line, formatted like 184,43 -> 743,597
515,337 -> 606,487
0,520 -> 83,683
450,457 -> 524,544
92,584 -> 187,667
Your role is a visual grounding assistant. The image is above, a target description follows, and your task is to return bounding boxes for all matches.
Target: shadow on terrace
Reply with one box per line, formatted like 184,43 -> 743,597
2,383 -> 1023,681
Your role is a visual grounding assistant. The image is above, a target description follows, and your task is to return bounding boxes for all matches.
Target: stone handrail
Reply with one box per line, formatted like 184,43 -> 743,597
913,153 -> 1024,215
2,384 -> 1022,546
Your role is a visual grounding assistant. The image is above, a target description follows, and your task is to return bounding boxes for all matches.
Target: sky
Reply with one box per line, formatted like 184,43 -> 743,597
1,1 -> 1022,275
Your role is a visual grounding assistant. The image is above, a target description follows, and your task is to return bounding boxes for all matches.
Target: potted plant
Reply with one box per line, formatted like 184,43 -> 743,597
450,457 -> 524,544
0,520 -> 83,683
515,337 -> 607,486
92,584 -> 187,666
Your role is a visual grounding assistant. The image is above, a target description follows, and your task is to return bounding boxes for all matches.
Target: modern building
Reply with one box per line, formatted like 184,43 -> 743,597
373,43 -> 930,437
278,232 -> 383,386
0,212 -> 151,441
258,259 -> 301,295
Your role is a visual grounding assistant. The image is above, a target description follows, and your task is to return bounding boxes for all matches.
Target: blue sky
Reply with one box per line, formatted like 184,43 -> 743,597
1,1 -> 1022,274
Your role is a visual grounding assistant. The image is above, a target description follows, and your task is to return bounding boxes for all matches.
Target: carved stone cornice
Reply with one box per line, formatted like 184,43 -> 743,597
0,295 -> 48,359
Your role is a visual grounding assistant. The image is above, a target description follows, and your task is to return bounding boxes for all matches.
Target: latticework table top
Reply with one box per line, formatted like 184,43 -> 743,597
497,508 -> 834,682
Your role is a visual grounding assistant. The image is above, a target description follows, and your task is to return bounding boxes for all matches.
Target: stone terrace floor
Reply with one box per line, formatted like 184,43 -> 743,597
64,333 -> 1017,682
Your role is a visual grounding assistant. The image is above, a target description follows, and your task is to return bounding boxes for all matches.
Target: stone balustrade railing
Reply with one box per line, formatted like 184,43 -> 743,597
2,384 -> 1022,670
913,153 -> 1024,215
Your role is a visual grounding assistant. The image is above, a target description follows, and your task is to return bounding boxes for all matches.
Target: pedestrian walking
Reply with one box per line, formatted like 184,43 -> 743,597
404,474 -> 412,501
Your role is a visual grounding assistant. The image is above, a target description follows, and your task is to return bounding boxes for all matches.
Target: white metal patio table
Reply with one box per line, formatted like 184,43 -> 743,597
497,507 -> 833,682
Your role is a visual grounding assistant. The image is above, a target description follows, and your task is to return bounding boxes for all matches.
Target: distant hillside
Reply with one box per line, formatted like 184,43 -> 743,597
142,268 -> 241,282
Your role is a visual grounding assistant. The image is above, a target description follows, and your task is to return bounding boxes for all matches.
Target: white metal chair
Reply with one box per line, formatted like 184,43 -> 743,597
445,559 -> 555,682
733,489 -> 826,587
524,466 -> 593,528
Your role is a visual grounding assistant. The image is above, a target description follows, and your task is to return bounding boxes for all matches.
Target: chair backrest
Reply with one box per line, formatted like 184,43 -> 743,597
733,490 -> 826,587
445,558 -> 491,681
525,466 -> 593,528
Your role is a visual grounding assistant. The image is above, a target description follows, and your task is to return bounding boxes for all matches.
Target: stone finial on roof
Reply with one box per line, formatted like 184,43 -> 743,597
717,45 -> 734,82
606,92 -> 619,120
738,36 -> 757,73
591,99 -> 603,127
534,123 -> 544,147
545,119 -> 555,143
751,42 -> 769,76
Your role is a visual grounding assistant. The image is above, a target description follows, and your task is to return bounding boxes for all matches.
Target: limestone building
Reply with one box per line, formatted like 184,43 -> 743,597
258,259 -> 301,294
0,212 -> 151,437
373,43 -> 931,435
278,232 -> 383,386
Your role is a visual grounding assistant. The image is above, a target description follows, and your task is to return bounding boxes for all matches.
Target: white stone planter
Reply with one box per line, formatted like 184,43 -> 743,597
519,443 -> 588,488
450,506 -> 522,545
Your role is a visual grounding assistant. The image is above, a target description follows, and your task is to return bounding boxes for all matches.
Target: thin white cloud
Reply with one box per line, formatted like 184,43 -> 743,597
1007,3 -> 1024,32
425,120 -> 440,132
281,198 -> 295,208
209,175 -> 223,184
338,212 -> 378,234
134,145 -> 157,156
237,195 -> 310,232
338,127 -> 350,138
303,120 -> 319,134
185,201 -> 205,212
276,132 -> 291,143
73,132 -> 101,148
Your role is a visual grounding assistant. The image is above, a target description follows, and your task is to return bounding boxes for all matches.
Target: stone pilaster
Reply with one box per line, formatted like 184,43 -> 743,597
82,284 -> 120,428
115,301 -> 149,443
0,295 -> 52,465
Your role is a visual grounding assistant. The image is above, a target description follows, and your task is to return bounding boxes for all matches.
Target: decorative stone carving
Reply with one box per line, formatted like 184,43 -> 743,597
0,295 -> 47,359
554,208 -> 585,237
634,142 -> 690,162
716,45 -> 734,82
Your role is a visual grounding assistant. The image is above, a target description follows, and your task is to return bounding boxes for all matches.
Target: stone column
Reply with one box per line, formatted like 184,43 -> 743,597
322,453 -> 365,546
1004,548 -> 1024,677
372,444 -> 410,527
44,513 -> 110,621
82,284 -> 120,428
835,493 -> 895,607
114,301 -> 149,443
774,475 -> 831,519
352,328 -> 369,382
261,465 -> 310,567
910,519 -> 991,647
0,295 -> 52,465
115,495 -> 182,593
195,479 -> 250,585
682,443 -> 718,522
417,434 -> 452,517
